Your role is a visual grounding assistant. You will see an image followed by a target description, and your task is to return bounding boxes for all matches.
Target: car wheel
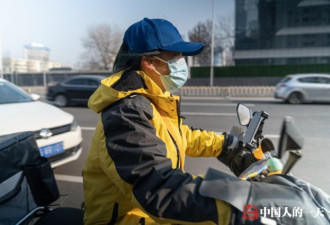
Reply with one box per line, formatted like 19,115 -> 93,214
54,94 -> 68,107
287,92 -> 303,104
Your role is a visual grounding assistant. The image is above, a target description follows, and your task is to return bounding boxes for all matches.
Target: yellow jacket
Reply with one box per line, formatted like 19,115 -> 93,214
83,70 -> 232,225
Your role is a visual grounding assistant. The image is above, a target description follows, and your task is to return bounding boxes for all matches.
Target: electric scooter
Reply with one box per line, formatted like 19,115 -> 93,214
1,104 -> 329,225
200,104 -> 330,225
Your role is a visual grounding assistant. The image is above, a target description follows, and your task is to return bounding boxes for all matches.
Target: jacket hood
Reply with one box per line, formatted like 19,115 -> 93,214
88,70 -> 179,114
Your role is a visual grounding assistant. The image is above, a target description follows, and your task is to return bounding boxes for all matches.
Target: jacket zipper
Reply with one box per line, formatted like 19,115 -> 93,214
176,99 -> 182,135
168,132 -> 180,168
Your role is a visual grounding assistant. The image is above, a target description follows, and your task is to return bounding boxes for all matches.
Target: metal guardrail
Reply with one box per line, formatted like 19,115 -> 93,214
21,86 -> 276,99
22,86 -> 47,96
178,86 -> 276,98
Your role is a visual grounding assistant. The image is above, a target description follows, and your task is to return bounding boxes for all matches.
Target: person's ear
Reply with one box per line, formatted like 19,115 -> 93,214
141,56 -> 155,70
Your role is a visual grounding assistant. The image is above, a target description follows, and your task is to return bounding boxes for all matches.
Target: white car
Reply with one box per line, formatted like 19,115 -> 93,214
274,73 -> 330,104
0,78 -> 82,167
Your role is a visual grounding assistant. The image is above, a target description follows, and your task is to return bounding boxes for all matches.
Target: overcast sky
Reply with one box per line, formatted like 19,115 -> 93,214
0,0 -> 234,67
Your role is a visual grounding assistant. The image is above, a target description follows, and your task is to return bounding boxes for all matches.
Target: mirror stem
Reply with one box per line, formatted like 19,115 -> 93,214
282,150 -> 302,175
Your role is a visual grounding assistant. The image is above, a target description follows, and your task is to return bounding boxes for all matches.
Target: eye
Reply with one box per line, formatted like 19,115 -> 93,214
175,52 -> 182,57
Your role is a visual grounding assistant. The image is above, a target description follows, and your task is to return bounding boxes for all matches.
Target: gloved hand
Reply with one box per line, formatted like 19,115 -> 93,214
218,133 -> 257,176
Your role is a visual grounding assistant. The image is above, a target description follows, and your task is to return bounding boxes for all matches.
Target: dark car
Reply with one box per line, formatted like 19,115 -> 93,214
47,75 -> 106,107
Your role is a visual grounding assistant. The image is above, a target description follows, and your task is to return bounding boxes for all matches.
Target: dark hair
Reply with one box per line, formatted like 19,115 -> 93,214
113,42 -> 142,73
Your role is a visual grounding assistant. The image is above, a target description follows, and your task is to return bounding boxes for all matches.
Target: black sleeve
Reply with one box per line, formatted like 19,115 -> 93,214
101,95 -> 219,223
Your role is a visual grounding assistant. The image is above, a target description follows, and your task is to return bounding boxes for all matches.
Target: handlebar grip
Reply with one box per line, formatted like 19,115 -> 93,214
254,146 -> 265,160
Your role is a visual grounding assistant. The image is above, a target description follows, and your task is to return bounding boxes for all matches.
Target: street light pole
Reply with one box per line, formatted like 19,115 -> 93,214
210,0 -> 215,86
0,34 -> 3,79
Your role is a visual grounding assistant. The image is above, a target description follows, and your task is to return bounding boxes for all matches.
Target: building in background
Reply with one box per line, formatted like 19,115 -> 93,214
234,0 -> 330,65
24,43 -> 50,62
2,43 -> 62,73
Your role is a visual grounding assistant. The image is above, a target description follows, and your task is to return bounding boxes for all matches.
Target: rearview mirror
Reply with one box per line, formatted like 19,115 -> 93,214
236,104 -> 251,126
277,116 -> 304,159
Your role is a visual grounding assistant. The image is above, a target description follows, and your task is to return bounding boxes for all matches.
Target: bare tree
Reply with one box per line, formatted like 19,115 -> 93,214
217,12 -> 235,52
188,11 -> 235,67
188,20 -> 212,66
217,12 -> 235,65
188,19 -> 227,66
81,24 -> 122,70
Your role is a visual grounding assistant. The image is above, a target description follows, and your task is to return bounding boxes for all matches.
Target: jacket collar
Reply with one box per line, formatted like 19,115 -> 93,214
88,70 -> 180,116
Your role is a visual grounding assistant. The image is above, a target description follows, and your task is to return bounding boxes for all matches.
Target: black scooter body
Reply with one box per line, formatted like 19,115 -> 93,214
200,168 -> 330,225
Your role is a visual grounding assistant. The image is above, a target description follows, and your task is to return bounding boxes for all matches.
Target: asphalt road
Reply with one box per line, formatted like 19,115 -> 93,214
53,97 -> 330,208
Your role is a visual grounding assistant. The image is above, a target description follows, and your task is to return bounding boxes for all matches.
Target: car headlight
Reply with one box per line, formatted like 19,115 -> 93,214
71,120 -> 78,131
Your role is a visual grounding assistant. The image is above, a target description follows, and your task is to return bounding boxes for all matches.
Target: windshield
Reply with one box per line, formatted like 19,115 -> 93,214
0,81 -> 33,104
279,77 -> 292,83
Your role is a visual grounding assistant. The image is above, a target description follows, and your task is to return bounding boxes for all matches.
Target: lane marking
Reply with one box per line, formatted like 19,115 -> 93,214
55,174 -> 83,183
81,127 -> 96,131
214,133 -> 280,138
182,112 -> 236,116
54,134 -> 280,184
265,134 -> 280,139
79,103 -> 254,123
181,103 -> 255,107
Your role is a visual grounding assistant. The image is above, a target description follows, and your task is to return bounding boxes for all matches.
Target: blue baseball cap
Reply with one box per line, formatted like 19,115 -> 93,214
123,18 -> 204,56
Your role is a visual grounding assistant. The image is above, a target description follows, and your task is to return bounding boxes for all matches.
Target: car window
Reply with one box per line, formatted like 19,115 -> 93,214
86,79 -> 100,86
0,82 -> 33,104
318,77 -> 330,84
298,76 -> 330,84
298,77 -> 320,83
65,78 -> 100,86
279,77 -> 292,83
66,78 -> 87,86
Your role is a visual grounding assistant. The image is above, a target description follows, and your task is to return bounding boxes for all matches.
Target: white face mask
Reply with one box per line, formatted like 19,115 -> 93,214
152,57 -> 189,91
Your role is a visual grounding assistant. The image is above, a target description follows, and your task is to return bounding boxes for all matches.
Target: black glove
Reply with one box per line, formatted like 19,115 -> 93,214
218,133 -> 257,176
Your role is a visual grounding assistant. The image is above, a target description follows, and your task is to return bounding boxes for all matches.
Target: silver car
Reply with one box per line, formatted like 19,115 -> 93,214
274,74 -> 330,104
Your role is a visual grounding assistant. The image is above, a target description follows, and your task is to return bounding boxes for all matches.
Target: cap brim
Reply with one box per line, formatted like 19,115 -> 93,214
162,41 -> 204,56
